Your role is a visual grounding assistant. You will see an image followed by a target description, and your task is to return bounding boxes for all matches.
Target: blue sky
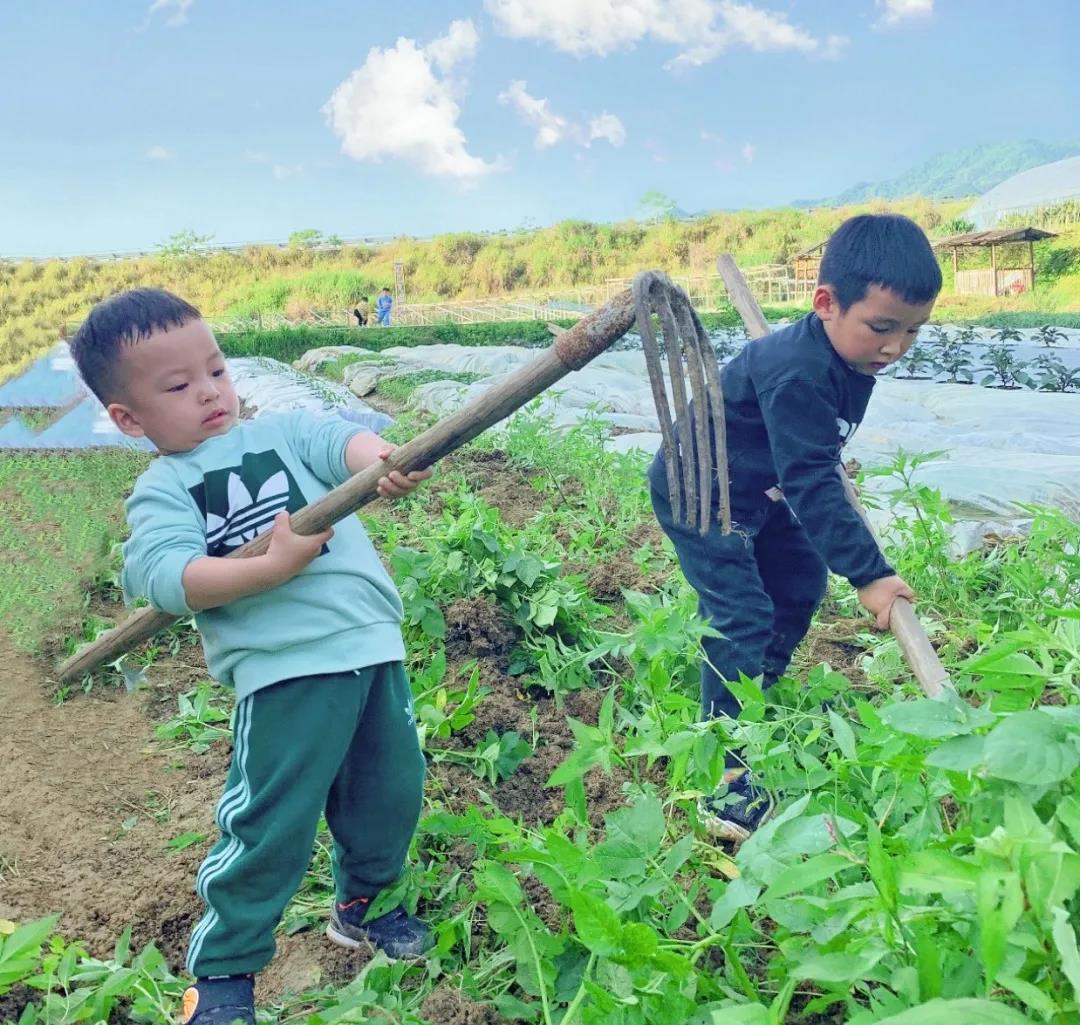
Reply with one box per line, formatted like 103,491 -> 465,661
1,0 -> 1077,256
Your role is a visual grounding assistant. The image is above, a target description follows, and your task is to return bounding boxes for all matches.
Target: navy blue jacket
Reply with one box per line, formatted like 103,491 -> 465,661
649,313 -> 894,588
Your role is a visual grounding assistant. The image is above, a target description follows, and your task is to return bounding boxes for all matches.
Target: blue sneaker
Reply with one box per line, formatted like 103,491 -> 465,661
327,897 -> 433,959
180,974 -> 255,1025
701,770 -> 775,843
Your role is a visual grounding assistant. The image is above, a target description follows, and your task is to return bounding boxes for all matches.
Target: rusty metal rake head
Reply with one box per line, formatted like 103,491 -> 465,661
633,271 -> 731,536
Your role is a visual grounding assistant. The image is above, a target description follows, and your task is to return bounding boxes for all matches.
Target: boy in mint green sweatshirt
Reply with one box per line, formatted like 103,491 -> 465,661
70,288 -> 434,1025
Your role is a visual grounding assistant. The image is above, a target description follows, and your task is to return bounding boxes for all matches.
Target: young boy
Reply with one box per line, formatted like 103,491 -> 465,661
649,214 -> 941,841
70,288 -> 433,1025
375,287 -> 393,326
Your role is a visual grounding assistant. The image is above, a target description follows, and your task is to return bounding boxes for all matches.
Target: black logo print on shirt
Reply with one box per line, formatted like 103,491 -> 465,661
188,450 -> 323,558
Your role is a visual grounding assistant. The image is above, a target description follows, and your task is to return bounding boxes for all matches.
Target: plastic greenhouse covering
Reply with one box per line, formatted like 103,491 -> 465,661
968,155 -> 1080,228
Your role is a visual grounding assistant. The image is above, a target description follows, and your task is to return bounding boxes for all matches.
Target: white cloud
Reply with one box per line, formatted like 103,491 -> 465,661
426,19 -> 480,70
486,0 -> 656,56
876,0 -> 934,26
145,145 -> 175,160
588,112 -> 627,147
485,0 -> 846,65
498,80 -> 570,148
323,19 -> 498,181
741,142 -> 755,163
147,0 -> 192,27
499,80 -> 627,149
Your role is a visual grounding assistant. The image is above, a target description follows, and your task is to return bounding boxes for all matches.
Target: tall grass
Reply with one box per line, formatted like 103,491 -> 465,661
4,196 -> 1079,376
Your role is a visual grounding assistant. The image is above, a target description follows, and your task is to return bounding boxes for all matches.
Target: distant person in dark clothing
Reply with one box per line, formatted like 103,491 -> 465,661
352,296 -> 371,327
375,288 -> 393,327
649,214 -> 942,841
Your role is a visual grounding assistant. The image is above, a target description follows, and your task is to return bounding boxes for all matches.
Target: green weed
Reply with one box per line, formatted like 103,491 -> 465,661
376,370 -> 484,405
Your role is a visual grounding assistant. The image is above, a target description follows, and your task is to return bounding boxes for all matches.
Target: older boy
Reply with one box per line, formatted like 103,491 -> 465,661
70,288 -> 433,1025
649,214 -> 941,841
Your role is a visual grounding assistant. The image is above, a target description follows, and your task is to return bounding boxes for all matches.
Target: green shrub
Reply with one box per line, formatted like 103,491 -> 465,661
966,311 -> 1080,329
217,320 -> 577,363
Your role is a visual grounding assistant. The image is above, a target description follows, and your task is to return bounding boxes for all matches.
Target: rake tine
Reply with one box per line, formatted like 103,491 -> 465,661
654,286 -> 696,530
633,273 -> 683,526
671,298 -> 732,535
655,289 -> 703,532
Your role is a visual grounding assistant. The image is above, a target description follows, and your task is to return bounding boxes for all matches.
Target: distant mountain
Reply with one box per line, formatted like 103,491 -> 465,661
796,140 -> 1080,207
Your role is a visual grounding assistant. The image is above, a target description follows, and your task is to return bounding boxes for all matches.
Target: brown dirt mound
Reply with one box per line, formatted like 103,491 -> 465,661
258,931 -> 373,1006
797,615 -> 871,686
0,985 -> 35,1023
421,985 -> 502,1025
453,448 -> 510,490
585,559 -> 662,602
444,598 -> 518,661
455,449 -> 549,527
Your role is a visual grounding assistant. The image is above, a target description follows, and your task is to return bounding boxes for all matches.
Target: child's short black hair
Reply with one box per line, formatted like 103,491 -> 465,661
69,287 -> 201,403
361,295 -> 369,301
818,214 -> 942,310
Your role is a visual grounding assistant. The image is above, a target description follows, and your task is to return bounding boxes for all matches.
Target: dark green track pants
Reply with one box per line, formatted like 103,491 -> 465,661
186,663 -> 426,977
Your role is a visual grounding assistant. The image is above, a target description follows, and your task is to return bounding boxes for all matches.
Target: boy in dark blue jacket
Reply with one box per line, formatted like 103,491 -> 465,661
649,214 -> 942,841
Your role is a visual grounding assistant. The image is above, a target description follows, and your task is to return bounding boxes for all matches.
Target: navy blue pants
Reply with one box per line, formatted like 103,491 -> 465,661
651,487 -> 828,724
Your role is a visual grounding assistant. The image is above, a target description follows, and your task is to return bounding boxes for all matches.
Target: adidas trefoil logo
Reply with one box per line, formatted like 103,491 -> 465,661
205,470 -> 291,551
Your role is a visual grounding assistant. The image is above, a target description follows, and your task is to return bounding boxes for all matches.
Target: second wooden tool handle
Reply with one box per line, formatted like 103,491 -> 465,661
838,470 -> 952,697
888,596 -> 951,699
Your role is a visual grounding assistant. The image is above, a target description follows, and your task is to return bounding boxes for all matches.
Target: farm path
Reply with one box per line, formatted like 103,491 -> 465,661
0,631 -> 219,964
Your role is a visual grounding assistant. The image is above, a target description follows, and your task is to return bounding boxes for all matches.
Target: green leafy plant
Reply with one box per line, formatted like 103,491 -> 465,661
979,342 -> 1034,389
925,327 -> 972,383
896,346 -> 936,379
1035,324 -> 1067,347
154,681 -> 233,753
1031,352 -> 1080,392
435,729 -> 534,785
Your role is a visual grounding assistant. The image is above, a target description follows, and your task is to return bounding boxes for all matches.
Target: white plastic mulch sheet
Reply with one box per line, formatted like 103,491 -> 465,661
380,341 -> 1080,547
0,348 -> 393,450
227,357 -> 394,433
0,343 -> 154,450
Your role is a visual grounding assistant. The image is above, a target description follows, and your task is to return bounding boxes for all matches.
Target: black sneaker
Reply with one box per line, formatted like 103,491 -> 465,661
327,897 -> 433,959
701,770 -> 775,843
180,974 -> 255,1025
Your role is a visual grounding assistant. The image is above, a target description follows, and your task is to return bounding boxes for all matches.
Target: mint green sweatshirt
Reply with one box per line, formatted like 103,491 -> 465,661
121,411 -> 405,701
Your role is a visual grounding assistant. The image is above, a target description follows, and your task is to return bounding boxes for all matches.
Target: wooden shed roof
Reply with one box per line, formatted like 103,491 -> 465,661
792,240 -> 827,259
933,226 -> 1057,249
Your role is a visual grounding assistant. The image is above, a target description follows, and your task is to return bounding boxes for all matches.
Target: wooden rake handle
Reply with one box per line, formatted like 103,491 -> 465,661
714,253 -> 953,698
835,469 -> 952,698
57,288 -> 638,684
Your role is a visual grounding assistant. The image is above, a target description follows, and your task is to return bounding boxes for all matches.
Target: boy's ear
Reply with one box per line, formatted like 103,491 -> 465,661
107,402 -> 146,439
812,284 -> 840,321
